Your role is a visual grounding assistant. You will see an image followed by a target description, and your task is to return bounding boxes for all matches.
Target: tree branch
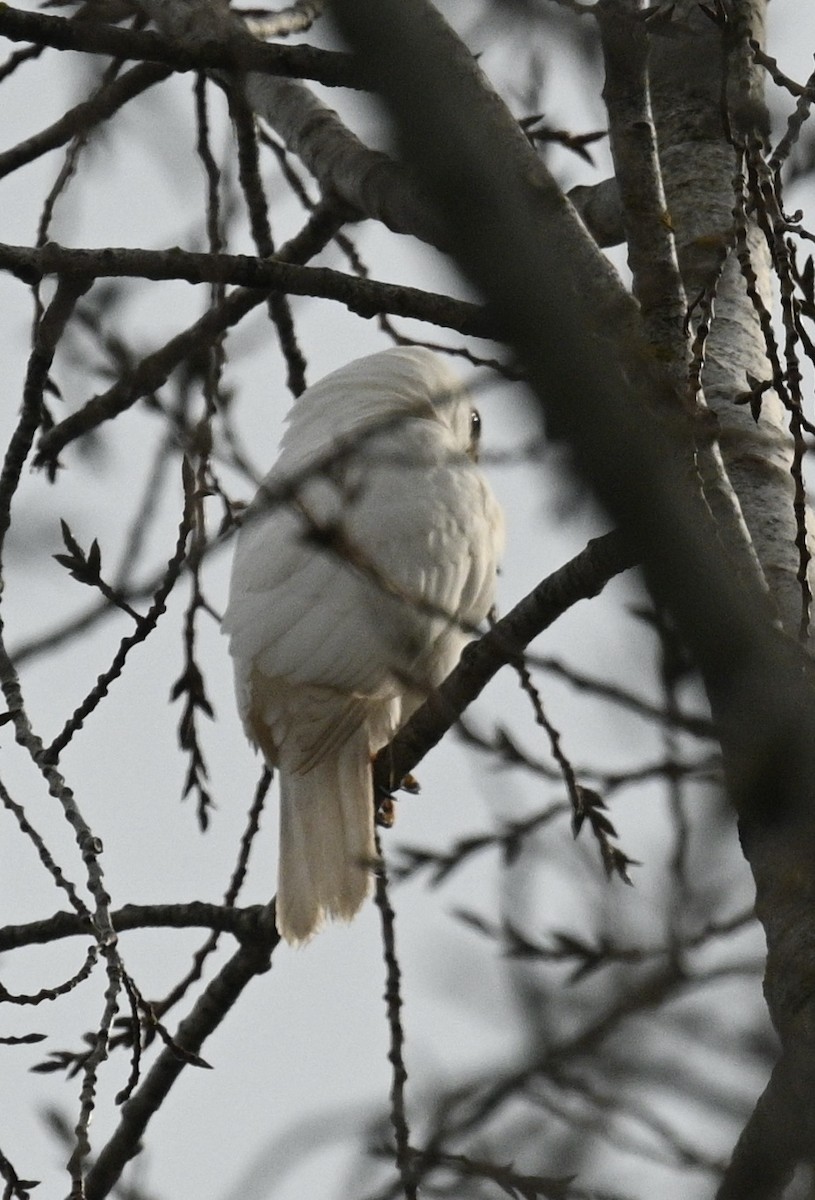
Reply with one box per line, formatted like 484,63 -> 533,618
374,531 -> 637,793
83,905 -> 280,1200
0,902 -> 263,953
0,4 -> 359,87
0,61 -> 171,181
650,0 -> 810,637
0,239 -> 487,333
0,238 -> 477,333
597,0 -> 687,370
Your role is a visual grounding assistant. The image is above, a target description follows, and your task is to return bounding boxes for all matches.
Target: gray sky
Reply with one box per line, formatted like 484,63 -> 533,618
1,2 -> 813,1197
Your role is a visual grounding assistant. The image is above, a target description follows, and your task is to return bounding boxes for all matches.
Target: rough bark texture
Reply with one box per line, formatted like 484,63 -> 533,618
651,0 -> 812,637
598,0 -> 767,603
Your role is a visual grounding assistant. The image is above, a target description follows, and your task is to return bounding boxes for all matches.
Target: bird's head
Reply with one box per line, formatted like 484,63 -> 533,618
278,346 -> 484,470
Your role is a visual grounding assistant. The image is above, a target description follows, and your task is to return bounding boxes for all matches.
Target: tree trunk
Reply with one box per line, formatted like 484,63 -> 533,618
651,0 -> 813,639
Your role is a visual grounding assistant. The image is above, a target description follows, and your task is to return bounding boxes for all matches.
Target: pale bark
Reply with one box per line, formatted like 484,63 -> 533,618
651,0 -> 813,638
243,0 -> 325,40
598,0 -> 766,599
245,74 -> 446,244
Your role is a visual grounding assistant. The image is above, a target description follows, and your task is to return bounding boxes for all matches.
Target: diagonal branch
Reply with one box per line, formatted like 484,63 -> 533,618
83,904 -> 280,1200
374,531 -> 637,794
0,61 -> 170,181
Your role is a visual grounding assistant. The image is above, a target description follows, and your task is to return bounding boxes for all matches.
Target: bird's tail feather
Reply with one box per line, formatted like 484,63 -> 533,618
276,727 -> 377,945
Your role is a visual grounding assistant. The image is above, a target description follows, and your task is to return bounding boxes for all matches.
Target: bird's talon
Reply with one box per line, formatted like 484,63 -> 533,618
375,794 -> 396,829
400,772 -> 421,795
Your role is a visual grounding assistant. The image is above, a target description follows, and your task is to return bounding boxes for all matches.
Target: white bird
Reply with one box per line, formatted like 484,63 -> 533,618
223,347 -> 504,944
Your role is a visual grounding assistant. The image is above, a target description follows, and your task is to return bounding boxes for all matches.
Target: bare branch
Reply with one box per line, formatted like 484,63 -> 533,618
0,902 -> 264,954
373,835 -> 417,1200
0,61 -> 170,181
44,459 -> 194,763
597,0 -> 687,372
374,532 -> 637,794
83,906 -> 280,1200
0,4 -> 359,87
0,242 -> 489,358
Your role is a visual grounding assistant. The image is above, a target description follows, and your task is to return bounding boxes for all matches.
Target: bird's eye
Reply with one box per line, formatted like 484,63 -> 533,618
470,408 -> 482,442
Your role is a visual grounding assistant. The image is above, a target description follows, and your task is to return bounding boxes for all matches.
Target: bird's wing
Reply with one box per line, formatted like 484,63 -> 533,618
224,490 -> 406,775
223,497 -> 400,700
224,449 -> 502,742
343,459 -> 504,686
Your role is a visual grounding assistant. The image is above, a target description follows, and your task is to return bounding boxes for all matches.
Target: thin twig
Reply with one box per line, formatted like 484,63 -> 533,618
374,833 -> 417,1200
45,461 -> 195,762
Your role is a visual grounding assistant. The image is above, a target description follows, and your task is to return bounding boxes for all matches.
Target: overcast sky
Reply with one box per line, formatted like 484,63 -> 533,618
1,2 -> 814,1198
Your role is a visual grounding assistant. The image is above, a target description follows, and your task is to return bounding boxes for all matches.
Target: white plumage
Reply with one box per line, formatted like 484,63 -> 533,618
223,347 -> 504,944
